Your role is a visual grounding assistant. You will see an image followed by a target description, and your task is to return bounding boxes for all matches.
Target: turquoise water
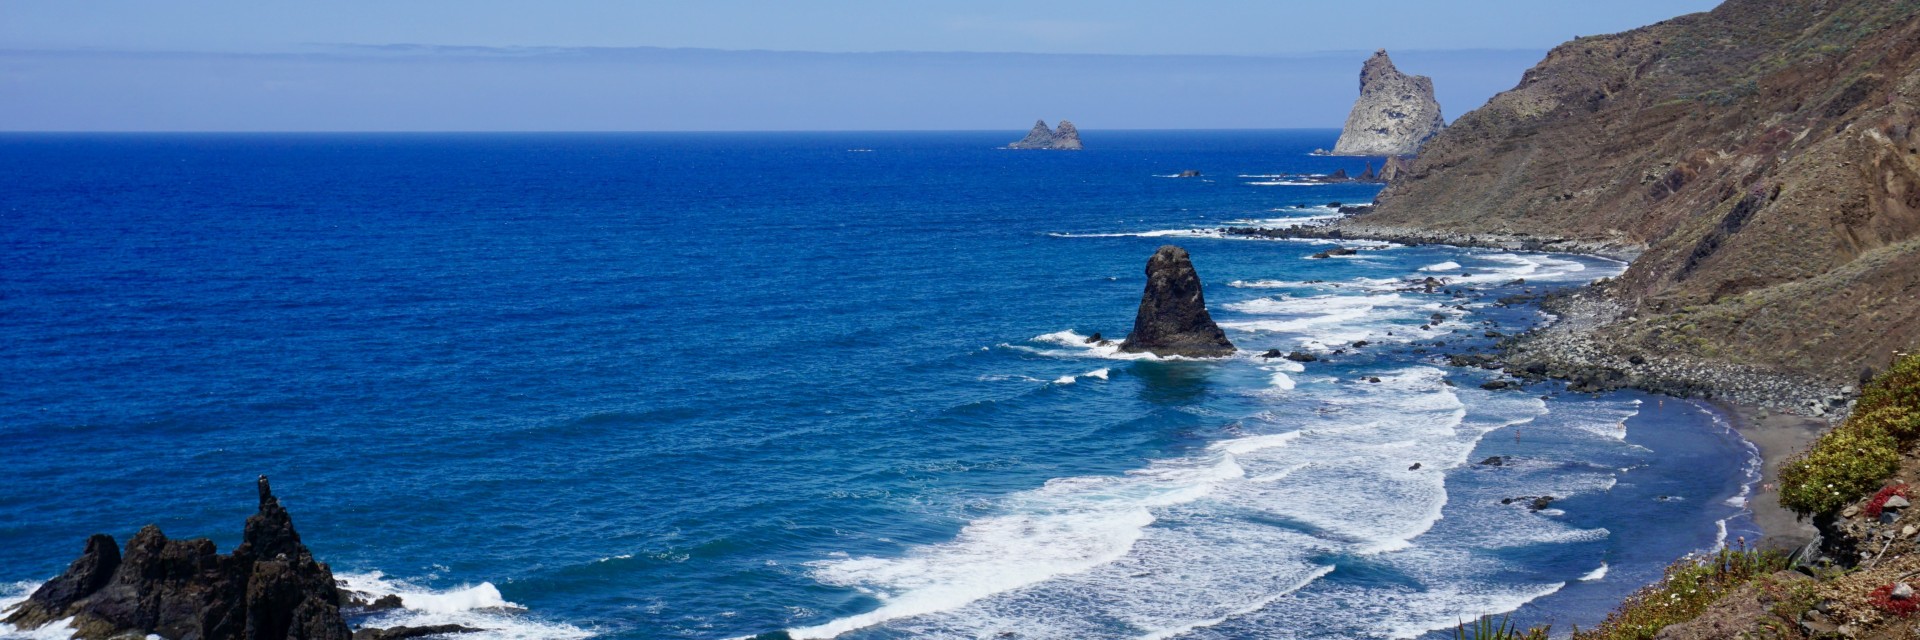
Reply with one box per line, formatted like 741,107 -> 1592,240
0,131 -> 1758,639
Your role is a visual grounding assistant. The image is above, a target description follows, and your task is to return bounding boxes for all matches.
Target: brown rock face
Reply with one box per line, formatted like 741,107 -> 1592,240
1360,0 -> 1920,383
1119,245 -> 1236,357
2,477 -> 351,640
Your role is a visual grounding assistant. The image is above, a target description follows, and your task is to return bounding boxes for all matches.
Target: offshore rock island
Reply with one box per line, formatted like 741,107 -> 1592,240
1119,245 -> 1235,358
1330,50 -> 1446,156
1004,119 -> 1083,150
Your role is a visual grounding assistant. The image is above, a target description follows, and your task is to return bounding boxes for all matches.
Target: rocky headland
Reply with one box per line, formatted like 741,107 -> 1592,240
1118,245 -> 1236,357
1004,119 -> 1083,150
3,476 -> 352,640
1251,0 -> 1920,635
1329,50 -> 1446,156
1348,0 -> 1920,391
2,477 -> 479,640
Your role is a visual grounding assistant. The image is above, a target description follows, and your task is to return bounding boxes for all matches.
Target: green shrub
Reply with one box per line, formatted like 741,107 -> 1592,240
1855,353 -> 1920,417
1858,405 -> 1920,445
1573,547 -> 1789,640
1778,424 -> 1900,515
1776,353 -> 1920,516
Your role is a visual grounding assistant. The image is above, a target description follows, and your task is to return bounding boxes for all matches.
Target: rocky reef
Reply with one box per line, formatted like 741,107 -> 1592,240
1330,50 -> 1445,156
1118,245 -> 1235,357
1356,0 -> 1920,388
1005,119 -> 1083,150
3,476 -> 351,640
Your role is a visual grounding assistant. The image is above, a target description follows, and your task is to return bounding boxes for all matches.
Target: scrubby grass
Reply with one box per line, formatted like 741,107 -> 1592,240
1780,353 -> 1920,516
1855,354 -> 1920,417
1571,547 -> 1790,640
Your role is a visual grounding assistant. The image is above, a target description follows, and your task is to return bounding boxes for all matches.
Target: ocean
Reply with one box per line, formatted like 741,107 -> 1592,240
0,131 -> 1760,639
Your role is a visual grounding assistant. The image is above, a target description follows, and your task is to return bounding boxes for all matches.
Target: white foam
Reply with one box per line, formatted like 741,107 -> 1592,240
790,452 -> 1253,639
1244,181 -> 1327,186
1705,403 -> 1764,551
1020,330 -> 1229,361
1581,563 -> 1610,581
1218,293 -> 1451,350
1047,228 -> 1227,240
1221,212 -> 1345,228
1419,261 -> 1463,272
335,572 -> 592,640
1227,279 -> 1296,289
1134,565 -> 1336,640
0,582 -> 83,640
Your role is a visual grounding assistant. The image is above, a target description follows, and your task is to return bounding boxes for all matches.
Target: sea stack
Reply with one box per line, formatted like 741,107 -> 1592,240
1119,245 -> 1236,357
1005,119 -> 1083,150
1331,50 -> 1445,156
3,477 -> 352,640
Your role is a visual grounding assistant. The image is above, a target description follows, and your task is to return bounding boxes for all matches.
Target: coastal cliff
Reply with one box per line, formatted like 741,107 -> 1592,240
1005,119 -> 1083,150
1330,50 -> 1446,156
1353,0 -> 1920,389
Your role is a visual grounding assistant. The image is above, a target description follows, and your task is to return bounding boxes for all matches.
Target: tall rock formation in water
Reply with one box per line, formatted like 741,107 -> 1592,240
1005,119 -> 1084,150
1331,50 -> 1446,156
3,477 -> 352,640
1359,0 -> 1920,383
1119,245 -> 1236,357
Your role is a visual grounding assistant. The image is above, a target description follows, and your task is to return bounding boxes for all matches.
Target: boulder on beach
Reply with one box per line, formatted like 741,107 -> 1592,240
1118,246 -> 1236,358
3,476 -> 352,640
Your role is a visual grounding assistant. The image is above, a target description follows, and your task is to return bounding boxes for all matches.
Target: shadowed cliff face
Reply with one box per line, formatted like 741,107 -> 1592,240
1365,0 -> 1920,382
1119,245 -> 1235,358
3,477 -> 351,640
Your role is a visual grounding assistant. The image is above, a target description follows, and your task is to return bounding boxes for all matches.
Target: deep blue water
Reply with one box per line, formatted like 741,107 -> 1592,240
0,131 -> 1759,639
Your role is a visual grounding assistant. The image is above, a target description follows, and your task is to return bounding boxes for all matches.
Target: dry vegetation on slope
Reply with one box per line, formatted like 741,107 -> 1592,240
1363,0 -> 1920,384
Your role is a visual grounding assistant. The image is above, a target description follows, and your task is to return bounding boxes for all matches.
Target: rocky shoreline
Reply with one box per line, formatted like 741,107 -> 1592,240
1232,210 -> 1859,419
1493,287 -> 1858,418
1222,219 -> 1646,264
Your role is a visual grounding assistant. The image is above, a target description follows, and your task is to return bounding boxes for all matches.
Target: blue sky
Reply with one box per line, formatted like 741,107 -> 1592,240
0,1 -> 1723,131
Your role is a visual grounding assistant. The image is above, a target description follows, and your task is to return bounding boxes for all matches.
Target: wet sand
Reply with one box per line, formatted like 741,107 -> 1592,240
1716,400 -> 1829,551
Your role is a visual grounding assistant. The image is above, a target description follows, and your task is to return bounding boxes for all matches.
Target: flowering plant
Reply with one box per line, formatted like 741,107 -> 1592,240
1863,484 -> 1909,520
1869,583 -> 1918,617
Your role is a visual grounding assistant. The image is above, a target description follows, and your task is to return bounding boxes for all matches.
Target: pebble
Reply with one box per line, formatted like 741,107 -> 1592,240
1894,582 -> 1914,600
1889,495 -> 1912,509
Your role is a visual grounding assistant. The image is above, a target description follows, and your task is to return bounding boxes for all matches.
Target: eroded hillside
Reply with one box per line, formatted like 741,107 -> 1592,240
1363,0 -> 1920,383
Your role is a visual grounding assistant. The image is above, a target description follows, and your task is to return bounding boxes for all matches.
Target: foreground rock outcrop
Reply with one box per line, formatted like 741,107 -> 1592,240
1356,0 -> 1920,386
3,477 -> 352,640
1330,50 -> 1446,156
1119,245 -> 1235,357
1005,119 -> 1083,150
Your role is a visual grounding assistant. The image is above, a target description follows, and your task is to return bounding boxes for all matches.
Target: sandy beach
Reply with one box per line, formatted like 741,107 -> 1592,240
1717,400 -> 1829,552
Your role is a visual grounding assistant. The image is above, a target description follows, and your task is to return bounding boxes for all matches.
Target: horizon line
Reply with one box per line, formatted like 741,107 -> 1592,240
0,127 -> 1350,135
0,43 -> 1549,61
